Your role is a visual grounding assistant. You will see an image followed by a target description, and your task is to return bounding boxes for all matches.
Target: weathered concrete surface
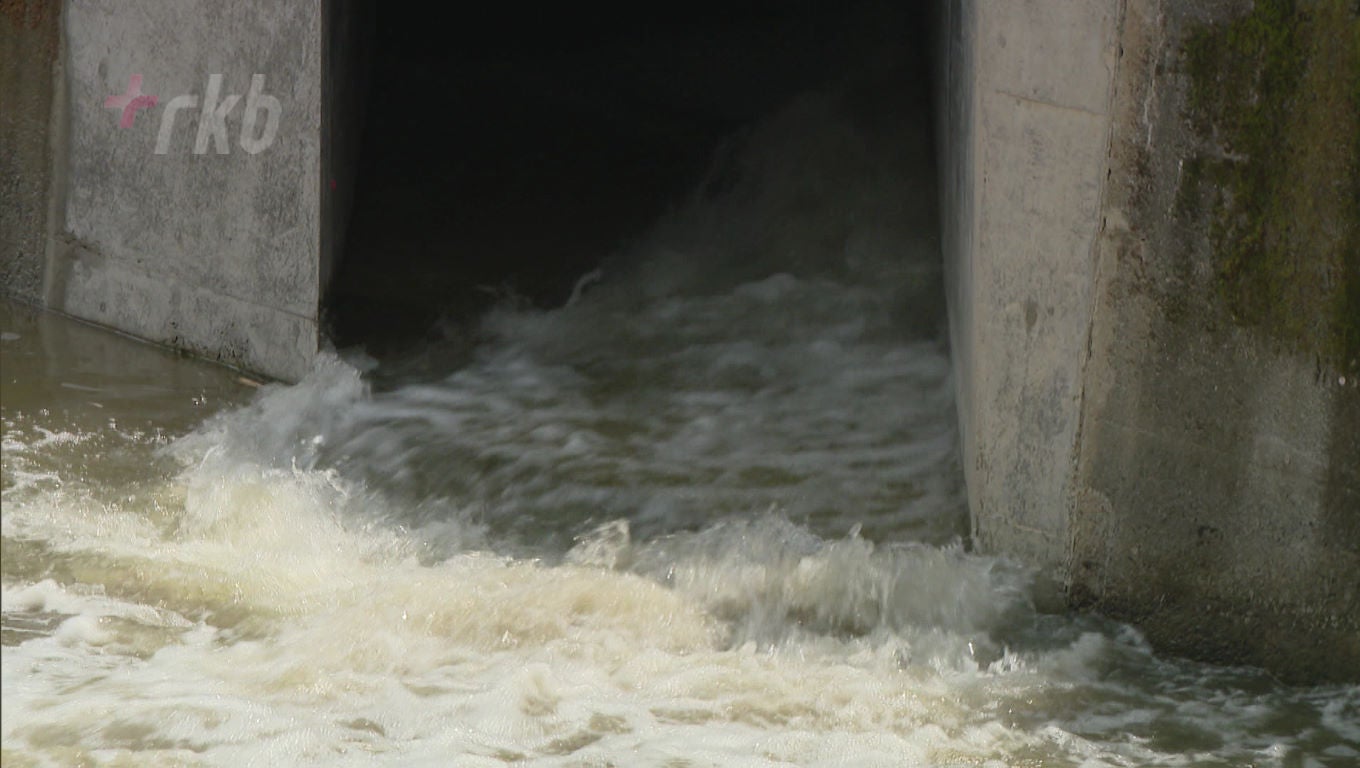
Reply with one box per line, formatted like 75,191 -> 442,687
37,0 -> 323,381
936,0 -> 1119,592
941,0 -> 1360,682
0,0 -> 61,305
1074,0 -> 1359,683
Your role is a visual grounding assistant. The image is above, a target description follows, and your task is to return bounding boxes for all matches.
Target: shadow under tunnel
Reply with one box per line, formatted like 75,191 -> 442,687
325,3 -> 940,360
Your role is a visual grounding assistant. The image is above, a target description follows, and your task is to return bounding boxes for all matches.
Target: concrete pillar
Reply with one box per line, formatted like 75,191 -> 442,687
937,0 -> 1118,581
939,0 -> 1360,683
16,0 -> 326,381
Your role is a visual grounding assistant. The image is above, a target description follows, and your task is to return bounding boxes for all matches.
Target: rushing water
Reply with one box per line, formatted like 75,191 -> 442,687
4,88 -> 1359,767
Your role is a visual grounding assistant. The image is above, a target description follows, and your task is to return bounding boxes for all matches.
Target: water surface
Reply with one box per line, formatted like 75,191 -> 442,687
4,88 -> 1358,768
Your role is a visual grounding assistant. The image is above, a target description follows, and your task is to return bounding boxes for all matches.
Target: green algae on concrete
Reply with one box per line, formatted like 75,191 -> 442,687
1183,0 -> 1360,373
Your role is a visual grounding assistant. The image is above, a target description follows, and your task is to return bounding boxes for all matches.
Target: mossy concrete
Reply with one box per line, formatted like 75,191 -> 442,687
939,0 -> 1358,684
0,0 -> 61,306
1072,0 -> 1359,683
1182,0 -> 1360,373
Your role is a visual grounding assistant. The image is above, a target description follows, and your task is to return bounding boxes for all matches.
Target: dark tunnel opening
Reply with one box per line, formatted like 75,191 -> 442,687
325,3 -> 940,361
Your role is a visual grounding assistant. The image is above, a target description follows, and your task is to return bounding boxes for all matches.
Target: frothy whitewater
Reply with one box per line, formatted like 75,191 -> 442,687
3,90 -> 1358,767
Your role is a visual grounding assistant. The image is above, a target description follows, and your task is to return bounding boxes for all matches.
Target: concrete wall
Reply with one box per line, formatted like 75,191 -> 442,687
4,0 -> 326,381
1,0 -> 61,304
940,0 -> 1360,683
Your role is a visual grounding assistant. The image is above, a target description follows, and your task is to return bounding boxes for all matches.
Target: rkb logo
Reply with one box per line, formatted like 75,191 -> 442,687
104,74 -> 281,155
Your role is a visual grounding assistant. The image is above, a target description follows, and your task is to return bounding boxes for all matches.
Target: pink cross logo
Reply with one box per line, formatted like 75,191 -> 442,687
104,74 -> 158,128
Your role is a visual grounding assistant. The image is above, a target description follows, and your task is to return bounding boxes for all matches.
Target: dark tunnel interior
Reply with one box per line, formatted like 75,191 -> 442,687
326,3 -> 938,360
